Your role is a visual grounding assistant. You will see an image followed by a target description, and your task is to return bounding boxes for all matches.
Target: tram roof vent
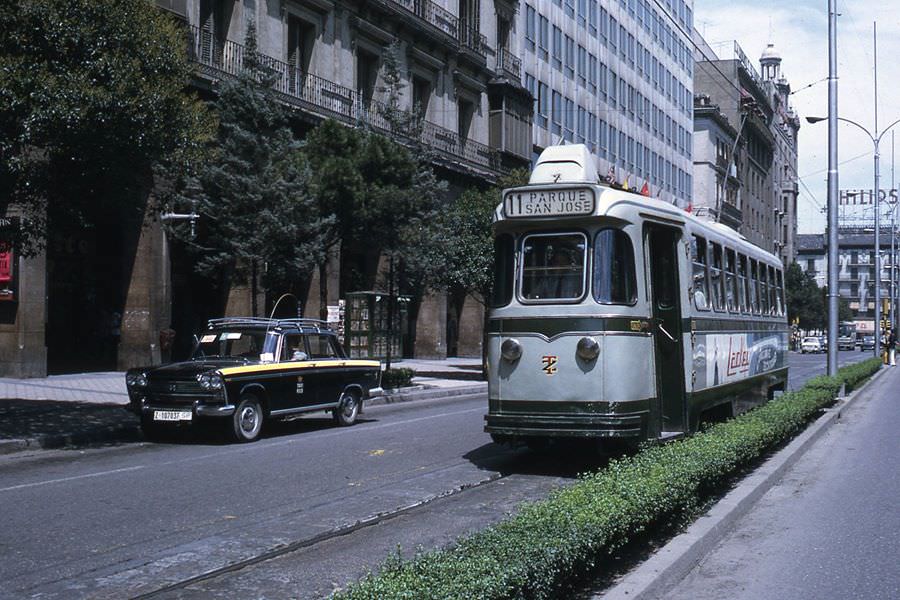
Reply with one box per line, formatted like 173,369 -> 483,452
529,144 -> 599,185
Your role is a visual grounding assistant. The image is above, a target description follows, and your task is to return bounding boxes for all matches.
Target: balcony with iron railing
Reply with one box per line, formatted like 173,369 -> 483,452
495,48 -> 521,81
376,0 -> 459,39
186,26 -> 500,174
458,24 -> 489,59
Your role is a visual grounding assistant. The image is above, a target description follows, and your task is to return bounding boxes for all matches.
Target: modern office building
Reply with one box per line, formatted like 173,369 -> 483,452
692,39 -> 800,263
519,0 -> 695,207
1,0 -> 535,375
797,229 -> 898,333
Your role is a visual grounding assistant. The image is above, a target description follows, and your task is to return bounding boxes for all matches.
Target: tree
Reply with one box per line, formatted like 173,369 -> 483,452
0,0 -> 212,252
176,23 -> 328,315
785,262 -> 825,330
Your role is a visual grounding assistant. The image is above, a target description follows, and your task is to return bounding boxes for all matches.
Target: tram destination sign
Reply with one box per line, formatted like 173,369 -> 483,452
503,187 -> 596,218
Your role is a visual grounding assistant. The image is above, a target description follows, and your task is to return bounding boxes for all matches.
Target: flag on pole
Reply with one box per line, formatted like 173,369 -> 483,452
640,182 -> 650,196
606,165 -> 616,184
622,178 -> 630,191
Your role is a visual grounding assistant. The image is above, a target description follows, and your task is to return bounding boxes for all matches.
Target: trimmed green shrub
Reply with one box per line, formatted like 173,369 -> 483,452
333,359 -> 881,600
382,368 -> 416,389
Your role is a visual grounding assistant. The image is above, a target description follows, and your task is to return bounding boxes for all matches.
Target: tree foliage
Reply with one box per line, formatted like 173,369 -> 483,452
785,262 -> 825,330
0,0 -> 212,252
417,170 -> 529,304
175,23 -> 328,310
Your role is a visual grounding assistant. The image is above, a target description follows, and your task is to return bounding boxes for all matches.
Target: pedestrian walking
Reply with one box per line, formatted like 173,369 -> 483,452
889,329 -> 897,366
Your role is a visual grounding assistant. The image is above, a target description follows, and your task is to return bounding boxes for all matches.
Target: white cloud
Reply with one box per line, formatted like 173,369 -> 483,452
694,0 -> 900,234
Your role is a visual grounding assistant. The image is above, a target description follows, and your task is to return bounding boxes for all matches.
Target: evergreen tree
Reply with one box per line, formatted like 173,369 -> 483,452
178,22 -> 328,315
0,0 -> 212,252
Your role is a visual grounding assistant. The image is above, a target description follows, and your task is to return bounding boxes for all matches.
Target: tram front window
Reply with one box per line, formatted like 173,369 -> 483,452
521,233 -> 586,301
593,229 -> 637,304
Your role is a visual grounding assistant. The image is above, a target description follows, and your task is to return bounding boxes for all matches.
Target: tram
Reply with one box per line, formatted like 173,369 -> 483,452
485,145 -> 789,446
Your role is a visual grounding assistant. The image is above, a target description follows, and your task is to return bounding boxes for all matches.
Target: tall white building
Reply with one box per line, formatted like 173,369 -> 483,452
518,0 -> 695,206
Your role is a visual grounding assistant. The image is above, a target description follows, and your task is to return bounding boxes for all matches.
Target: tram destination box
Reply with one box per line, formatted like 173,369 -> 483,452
503,187 -> 596,218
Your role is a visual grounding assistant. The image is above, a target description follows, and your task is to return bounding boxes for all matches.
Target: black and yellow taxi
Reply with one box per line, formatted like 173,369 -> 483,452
125,318 -> 382,442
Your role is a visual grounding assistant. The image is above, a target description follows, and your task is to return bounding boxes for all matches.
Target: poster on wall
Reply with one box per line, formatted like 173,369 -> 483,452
0,217 -> 17,302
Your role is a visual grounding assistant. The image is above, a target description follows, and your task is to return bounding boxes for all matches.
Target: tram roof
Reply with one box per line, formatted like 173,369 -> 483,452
495,183 -> 782,266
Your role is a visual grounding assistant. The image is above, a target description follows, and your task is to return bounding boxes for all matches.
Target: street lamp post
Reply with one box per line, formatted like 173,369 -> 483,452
807,114 -> 900,358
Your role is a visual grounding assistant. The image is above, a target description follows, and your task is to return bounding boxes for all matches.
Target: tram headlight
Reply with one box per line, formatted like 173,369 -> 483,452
576,337 -> 600,361
501,338 -> 523,362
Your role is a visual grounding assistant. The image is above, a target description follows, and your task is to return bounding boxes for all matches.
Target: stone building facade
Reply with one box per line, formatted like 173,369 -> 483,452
0,0 -> 533,376
692,39 -> 800,263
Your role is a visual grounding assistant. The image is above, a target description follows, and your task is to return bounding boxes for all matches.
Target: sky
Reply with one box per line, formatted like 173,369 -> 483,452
693,0 -> 900,234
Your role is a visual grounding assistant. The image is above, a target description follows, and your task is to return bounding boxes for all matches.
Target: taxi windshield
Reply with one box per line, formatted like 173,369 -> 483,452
193,330 -> 278,360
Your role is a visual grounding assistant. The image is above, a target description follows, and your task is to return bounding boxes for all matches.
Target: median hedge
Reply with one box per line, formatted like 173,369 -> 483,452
333,358 -> 882,600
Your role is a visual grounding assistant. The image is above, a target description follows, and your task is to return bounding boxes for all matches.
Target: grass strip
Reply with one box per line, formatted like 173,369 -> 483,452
333,358 -> 883,600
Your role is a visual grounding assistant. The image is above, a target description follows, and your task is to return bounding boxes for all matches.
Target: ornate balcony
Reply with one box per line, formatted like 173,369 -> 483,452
458,24 -> 489,59
379,0 -> 458,39
495,48 -> 521,81
186,26 -> 501,175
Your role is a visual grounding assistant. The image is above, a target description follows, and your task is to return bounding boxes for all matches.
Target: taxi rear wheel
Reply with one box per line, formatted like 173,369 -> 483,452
332,390 -> 360,426
231,395 -> 264,442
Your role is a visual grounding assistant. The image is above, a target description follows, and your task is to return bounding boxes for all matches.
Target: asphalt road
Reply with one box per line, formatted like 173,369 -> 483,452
660,361 -> 899,600
0,351 -> 874,599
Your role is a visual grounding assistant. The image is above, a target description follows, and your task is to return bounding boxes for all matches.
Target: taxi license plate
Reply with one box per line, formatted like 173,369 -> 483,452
153,410 -> 192,422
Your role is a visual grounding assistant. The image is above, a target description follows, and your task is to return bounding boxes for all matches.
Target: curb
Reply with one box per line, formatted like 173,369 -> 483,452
0,425 -> 144,456
0,384 -> 488,456
369,383 -> 487,407
599,365 -> 890,600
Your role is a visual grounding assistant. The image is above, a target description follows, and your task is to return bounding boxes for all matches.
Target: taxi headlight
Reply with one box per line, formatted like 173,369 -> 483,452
576,337 -> 600,361
501,338 -> 523,362
208,374 -> 223,390
198,372 -> 223,391
126,372 -> 148,388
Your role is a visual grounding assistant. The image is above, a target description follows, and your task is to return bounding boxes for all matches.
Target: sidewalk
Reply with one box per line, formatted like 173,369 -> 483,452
0,359 -> 486,455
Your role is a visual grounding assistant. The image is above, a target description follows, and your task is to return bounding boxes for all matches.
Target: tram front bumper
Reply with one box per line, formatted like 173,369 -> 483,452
484,411 -> 648,439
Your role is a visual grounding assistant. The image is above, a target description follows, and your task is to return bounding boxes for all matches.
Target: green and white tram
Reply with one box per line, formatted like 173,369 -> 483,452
485,145 -> 788,446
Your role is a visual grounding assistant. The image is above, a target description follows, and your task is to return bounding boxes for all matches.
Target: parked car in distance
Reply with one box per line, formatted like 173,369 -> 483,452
801,336 -> 824,354
126,318 -> 383,442
859,335 -> 876,351
818,336 -> 828,352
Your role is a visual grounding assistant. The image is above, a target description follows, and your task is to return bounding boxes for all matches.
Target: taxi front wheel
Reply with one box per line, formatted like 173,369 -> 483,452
333,390 -> 360,426
231,395 -> 263,442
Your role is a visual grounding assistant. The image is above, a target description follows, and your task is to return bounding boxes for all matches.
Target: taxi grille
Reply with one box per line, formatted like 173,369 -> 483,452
149,379 -> 203,396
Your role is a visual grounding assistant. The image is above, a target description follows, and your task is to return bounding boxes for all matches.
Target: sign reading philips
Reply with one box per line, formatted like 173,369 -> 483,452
839,189 -> 899,205
503,188 -> 595,218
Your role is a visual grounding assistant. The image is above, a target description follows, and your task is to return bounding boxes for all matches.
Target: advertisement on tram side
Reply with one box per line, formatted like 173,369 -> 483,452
692,332 -> 788,390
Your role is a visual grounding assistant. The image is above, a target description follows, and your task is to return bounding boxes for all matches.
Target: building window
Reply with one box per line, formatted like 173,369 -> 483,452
578,45 -> 587,86
565,35 -> 575,79
553,26 -> 563,69
412,76 -> 431,119
552,90 -> 562,135
525,4 -> 536,51
356,49 -> 379,105
458,98 -> 475,141
538,15 -> 549,61
537,81 -> 549,127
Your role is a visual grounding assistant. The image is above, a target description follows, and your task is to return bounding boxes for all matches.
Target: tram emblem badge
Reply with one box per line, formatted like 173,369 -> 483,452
541,355 -> 559,376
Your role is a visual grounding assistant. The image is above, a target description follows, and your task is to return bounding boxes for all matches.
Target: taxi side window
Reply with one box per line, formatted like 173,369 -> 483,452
309,335 -> 338,359
281,334 -> 308,362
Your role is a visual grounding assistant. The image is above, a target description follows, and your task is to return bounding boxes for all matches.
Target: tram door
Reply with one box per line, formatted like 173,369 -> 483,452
646,225 -> 686,433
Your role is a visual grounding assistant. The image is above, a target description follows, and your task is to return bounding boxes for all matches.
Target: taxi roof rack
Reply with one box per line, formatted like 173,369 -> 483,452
206,317 -> 334,332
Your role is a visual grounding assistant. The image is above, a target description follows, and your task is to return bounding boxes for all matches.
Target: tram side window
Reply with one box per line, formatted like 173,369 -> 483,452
491,234 -> 514,307
691,236 -> 709,310
749,259 -> 760,313
758,264 -> 769,314
593,229 -> 637,304
520,233 -> 586,301
710,242 -> 724,311
775,269 -> 784,315
738,254 -> 749,313
767,266 -> 778,315
725,249 -> 737,312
